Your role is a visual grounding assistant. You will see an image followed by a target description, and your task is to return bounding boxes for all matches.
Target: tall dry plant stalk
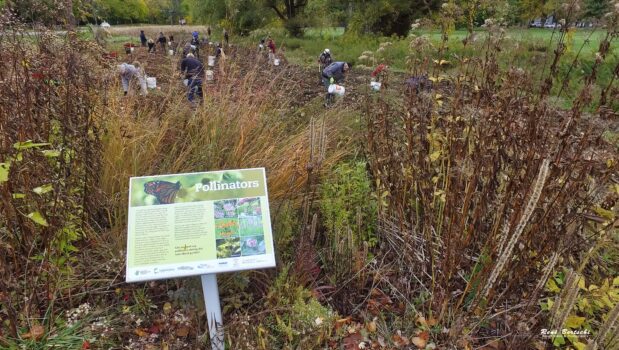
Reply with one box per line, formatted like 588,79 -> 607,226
550,269 -> 580,331
476,158 -> 550,306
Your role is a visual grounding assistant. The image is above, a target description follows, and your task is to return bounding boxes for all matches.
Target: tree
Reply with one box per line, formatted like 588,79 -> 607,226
182,0 -> 269,34
344,0 -> 441,36
263,0 -> 308,36
583,0 -> 610,19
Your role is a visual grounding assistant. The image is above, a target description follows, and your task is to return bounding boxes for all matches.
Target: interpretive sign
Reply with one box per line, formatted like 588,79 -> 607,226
126,168 -> 275,283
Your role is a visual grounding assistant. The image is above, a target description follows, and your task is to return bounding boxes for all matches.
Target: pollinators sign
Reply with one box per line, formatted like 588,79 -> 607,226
126,168 -> 275,282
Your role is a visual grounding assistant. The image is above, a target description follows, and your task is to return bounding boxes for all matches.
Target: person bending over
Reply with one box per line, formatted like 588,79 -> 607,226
118,62 -> 147,96
321,61 -> 350,106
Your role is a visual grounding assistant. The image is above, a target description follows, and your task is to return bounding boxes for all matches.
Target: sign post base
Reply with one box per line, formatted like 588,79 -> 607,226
201,274 -> 224,350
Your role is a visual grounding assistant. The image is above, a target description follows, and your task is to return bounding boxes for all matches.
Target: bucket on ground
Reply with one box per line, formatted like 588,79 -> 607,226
370,81 -> 381,91
273,58 -> 280,66
207,56 -> 216,67
146,77 -> 157,89
328,84 -> 345,96
206,70 -> 214,81
168,49 -> 174,56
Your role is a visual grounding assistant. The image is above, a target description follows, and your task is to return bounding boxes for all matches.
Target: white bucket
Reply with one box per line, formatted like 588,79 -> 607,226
274,58 -> 280,66
130,47 -> 134,53
168,49 -> 174,56
328,84 -> 345,96
208,56 -> 216,67
206,70 -> 214,81
370,81 -> 381,91
146,77 -> 157,89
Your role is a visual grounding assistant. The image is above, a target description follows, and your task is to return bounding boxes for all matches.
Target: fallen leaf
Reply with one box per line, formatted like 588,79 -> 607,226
417,331 -> 430,341
134,328 -> 149,337
367,321 -> 377,333
343,332 -> 363,350
22,325 -> 45,340
412,336 -> 427,349
480,339 -> 502,349
81,340 -> 90,349
427,317 -> 438,326
176,326 -> 190,337
148,324 -> 160,334
392,331 -> 410,347
335,317 -> 352,330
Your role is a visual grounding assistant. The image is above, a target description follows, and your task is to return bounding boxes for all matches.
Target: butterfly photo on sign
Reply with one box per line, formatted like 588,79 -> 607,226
143,180 -> 181,205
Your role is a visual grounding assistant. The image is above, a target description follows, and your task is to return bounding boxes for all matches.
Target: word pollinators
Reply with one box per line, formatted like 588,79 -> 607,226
195,180 -> 259,192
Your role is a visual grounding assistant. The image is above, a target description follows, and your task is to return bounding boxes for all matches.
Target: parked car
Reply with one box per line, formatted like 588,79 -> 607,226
530,19 -> 543,28
100,21 -> 111,28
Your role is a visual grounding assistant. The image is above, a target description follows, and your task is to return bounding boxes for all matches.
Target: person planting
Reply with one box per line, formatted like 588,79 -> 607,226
318,48 -> 333,71
180,53 -> 204,103
157,32 -> 167,52
322,61 -> 350,107
267,36 -> 276,65
371,64 -> 388,83
318,48 -> 333,84
190,31 -> 200,58
147,38 -> 156,53
118,62 -> 147,96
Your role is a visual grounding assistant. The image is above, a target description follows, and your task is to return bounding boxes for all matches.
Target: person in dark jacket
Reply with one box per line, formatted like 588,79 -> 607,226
157,32 -> 167,52
223,29 -> 229,45
322,61 -> 350,106
139,30 -> 147,47
180,53 -> 204,103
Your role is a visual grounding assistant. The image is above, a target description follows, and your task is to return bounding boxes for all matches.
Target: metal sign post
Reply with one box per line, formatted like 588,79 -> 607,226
201,274 -> 224,350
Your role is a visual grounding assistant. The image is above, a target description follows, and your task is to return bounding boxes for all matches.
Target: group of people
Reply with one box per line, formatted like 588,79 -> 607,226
120,30 -> 360,108
140,30 -> 176,54
117,53 -> 207,104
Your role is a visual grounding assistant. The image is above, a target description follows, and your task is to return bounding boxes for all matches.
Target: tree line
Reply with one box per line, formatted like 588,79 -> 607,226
1,0 -> 615,35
